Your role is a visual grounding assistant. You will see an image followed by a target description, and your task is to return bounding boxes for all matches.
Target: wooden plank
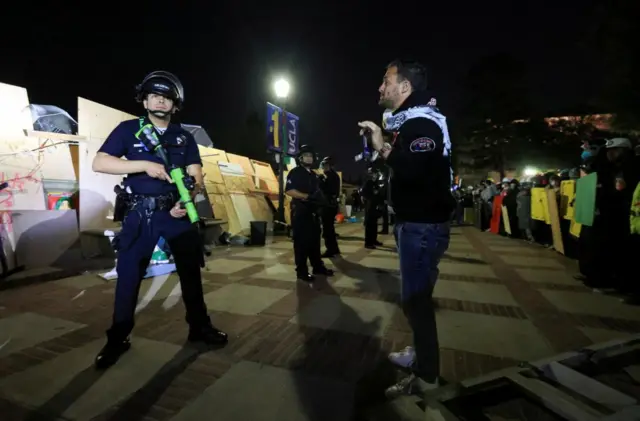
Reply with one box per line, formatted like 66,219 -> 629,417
23,130 -> 87,143
77,98 -> 134,235
547,189 -> 565,254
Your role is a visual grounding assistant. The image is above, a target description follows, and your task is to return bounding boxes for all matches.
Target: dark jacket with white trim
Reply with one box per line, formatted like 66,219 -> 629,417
384,92 -> 455,223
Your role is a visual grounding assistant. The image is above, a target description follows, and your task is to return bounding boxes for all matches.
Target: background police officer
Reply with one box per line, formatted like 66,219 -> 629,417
285,145 -> 334,283
319,156 -> 341,257
361,166 -> 384,249
92,71 -> 227,369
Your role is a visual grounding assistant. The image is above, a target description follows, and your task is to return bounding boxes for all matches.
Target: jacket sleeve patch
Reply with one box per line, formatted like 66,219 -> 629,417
409,137 -> 436,152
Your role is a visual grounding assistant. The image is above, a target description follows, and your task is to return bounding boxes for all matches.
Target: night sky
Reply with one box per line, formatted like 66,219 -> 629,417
1,1 -> 602,179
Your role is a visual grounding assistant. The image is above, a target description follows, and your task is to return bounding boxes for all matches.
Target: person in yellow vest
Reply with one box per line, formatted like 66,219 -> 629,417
631,181 -> 640,235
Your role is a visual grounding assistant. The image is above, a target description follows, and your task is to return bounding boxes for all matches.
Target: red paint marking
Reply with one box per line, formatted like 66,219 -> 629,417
0,211 -> 13,233
0,171 -> 42,209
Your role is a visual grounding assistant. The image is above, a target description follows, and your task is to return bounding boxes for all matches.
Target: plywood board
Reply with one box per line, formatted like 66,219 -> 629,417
560,180 -> 576,221
12,210 -> 81,269
531,187 -> 551,224
221,194 -> 242,235
198,146 -> 228,163
77,97 -> 136,139
204,182 -> 226,195
547,189 -> 565,255
219,162 -> 254,193
0,84 -> 48,211
202,159 -> 224,185
0,145 -> 46,211
247,194 -> 274,232
77,98 -> 135,233
501,205 -> 512,235
270,196 -> 292,226
230,194 -> 254,234
208,193 -> 230,231
226,153 -> 255,176
0,135 -> 79,211
0,82 -> 32,137
251,160 -> 279,193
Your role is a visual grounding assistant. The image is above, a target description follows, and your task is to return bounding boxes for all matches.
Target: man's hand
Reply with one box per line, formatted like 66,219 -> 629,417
145,162 -> 173,183
169,201 -> 187,218
358,121 -> 384,151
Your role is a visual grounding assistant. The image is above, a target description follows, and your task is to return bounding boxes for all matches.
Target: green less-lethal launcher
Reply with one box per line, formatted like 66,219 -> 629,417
170,167 -> 200,223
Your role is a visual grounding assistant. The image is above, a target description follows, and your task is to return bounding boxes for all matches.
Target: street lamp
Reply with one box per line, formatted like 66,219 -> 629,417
273,78 -> 290,233
274,79 -> 290,99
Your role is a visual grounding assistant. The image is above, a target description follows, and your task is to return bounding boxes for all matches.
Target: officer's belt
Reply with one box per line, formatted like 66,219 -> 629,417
129,193 -> 177,212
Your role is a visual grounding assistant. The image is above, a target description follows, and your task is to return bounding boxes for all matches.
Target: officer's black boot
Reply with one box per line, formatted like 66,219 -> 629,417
297,273 -> 315,284
95,338 -> 131,370
313,267 -> 334,277
96,322 -> 133,369
188,321 -> 229,346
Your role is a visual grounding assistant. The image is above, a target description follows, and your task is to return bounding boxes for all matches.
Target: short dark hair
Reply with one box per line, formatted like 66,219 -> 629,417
387,60 -> 428,92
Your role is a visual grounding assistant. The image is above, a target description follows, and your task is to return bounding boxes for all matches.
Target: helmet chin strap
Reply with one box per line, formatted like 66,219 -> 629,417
149,109 -> 171,119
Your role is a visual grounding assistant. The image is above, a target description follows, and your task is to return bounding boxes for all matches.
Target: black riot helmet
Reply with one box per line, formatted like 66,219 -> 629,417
135,71 -> 185,116
320,156 -> 333,169
297,144 -> 316,167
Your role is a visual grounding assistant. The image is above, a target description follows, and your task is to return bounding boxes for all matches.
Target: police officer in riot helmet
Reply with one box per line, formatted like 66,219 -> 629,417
92,71 -> 227,369
285,145 -> 335,283
361,165 -> 384,249
319,156 -> 341,257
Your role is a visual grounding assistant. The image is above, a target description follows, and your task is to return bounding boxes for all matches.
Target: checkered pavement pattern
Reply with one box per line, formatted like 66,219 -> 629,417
0,224 -> 638,420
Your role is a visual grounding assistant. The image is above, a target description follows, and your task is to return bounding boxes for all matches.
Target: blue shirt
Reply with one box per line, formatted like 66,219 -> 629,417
98,118 -> 202,196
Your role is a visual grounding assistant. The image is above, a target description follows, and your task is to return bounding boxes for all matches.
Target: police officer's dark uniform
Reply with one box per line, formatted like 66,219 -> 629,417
285,145 -> 334,282
378,167 -> 390,234
362,167 -> 383,248
319,156 -> 341,257
94,71 -> 227,369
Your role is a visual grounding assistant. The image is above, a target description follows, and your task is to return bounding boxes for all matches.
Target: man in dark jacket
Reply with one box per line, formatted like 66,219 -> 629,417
358,59 -> 454,398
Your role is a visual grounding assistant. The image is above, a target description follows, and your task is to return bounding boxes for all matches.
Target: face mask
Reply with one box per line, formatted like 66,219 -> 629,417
581,150 -> 592,160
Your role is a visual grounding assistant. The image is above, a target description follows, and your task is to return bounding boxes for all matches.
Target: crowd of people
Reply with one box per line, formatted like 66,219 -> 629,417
464,137 -> 640,306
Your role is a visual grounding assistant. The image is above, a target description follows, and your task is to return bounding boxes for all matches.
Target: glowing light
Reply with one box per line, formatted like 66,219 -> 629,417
274,79 -> 290,99
523,167 -> 538,177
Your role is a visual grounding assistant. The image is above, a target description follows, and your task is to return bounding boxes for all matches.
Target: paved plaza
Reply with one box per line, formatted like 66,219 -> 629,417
0,224 -> 638,420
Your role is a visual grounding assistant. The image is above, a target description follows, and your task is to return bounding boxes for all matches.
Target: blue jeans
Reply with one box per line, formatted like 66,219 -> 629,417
394,221 -> 450,382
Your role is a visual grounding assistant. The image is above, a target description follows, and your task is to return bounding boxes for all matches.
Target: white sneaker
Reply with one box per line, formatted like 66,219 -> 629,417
388,346 -> 415,368
385,373 -> 439,399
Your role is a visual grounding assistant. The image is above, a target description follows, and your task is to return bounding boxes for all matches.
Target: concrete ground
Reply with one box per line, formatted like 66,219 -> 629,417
0,224 -> 638,421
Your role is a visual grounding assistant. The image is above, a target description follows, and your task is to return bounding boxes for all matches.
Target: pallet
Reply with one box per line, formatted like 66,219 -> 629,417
370,334 -> 640,421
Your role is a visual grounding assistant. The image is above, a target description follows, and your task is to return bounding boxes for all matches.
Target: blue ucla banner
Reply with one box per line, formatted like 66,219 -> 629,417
266,102 -> 299,156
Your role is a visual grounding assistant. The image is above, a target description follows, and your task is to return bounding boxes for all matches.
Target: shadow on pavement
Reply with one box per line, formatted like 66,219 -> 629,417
292,275 -> 395,421
22,343 -> 210,421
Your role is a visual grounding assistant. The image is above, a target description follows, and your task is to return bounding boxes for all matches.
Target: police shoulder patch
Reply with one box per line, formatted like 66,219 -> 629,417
409,137 -> 436,152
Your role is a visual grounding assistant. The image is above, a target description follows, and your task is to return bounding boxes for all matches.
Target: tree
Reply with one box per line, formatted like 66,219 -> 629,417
455,53 -> 537,176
